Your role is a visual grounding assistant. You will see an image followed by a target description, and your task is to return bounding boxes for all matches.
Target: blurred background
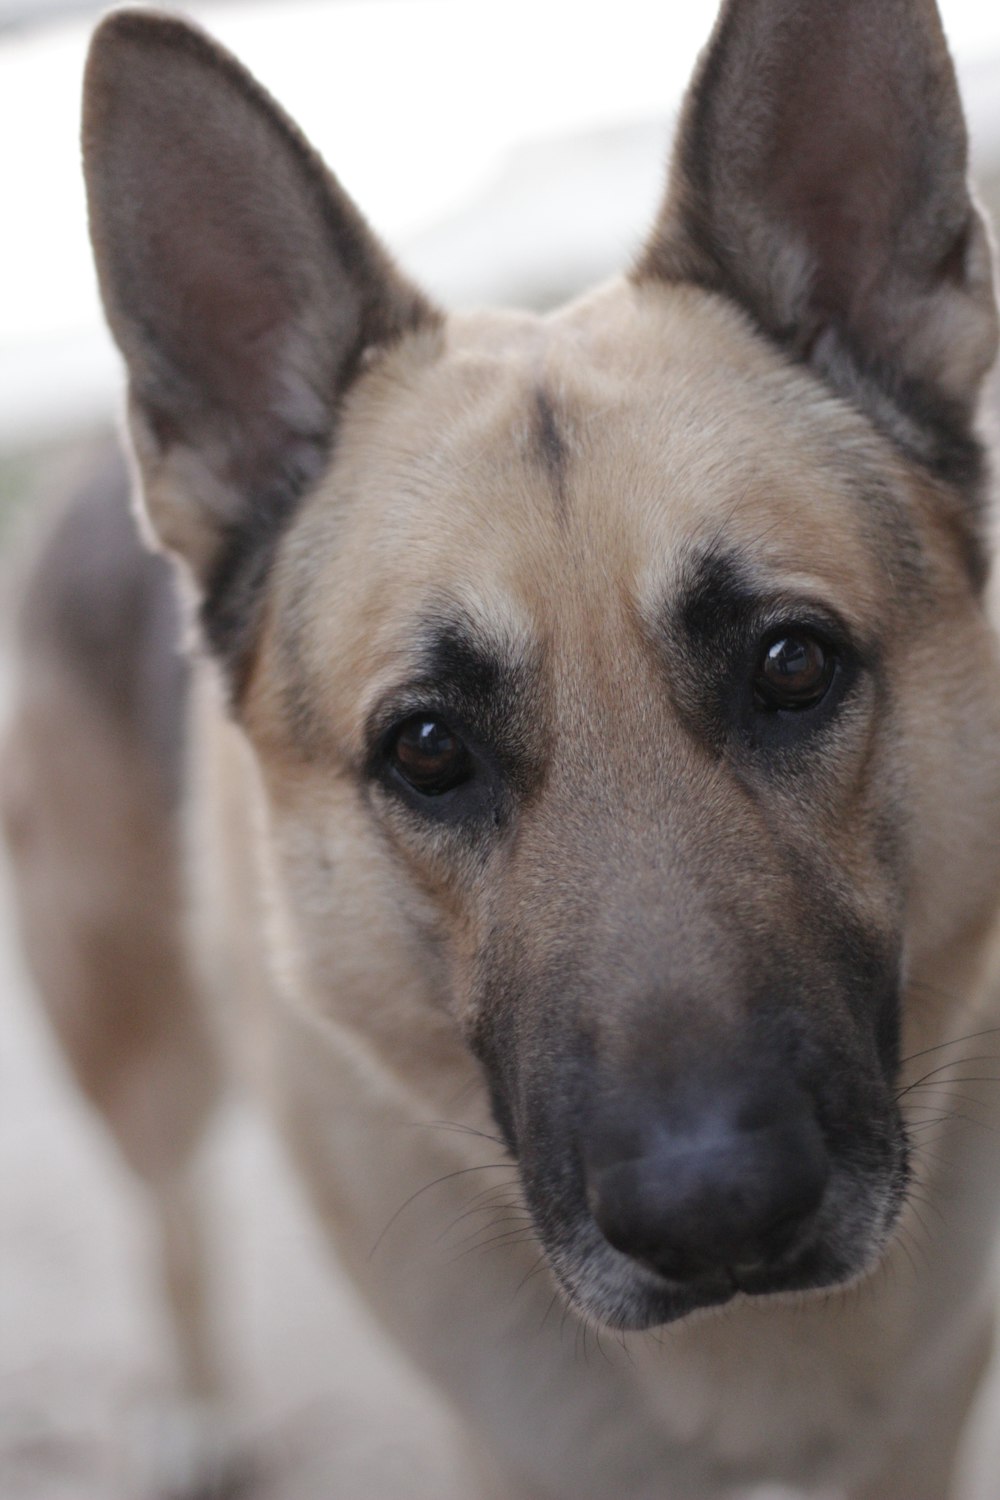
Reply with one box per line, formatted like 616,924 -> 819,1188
2,2 -> 1000,1497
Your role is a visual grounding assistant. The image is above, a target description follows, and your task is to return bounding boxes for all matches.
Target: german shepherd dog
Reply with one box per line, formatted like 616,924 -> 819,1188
5,1 -> 1000,1495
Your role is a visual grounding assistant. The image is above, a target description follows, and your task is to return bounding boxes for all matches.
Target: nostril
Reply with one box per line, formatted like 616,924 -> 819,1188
585,1094 -> 830,1285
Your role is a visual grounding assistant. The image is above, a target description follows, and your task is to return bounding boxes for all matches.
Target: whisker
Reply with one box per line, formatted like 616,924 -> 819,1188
369,1162 -> 513,1259
436,1194 -> 527,1243
900,1082 -> 1000,1111
616,1328 -> 636,1366
893,1224 -> 928,1284
448,1227 -> 537,1264
540,1289 -> 560,1332
901,1105 -> 990,1133
445,1075 -> 486,1110
901,1186 -> 945,1224
896,1058 -> 1000,1096
910,1126 -> 966,1155
897,1023 -> 1000,1068
513,1252 -> 549,1300
457,1175 -> 524,1208
908,1145 -> 955,1168
410,1118 -> 507,1149
593,1323 -> 614,1367
444,1212 -> 534,1253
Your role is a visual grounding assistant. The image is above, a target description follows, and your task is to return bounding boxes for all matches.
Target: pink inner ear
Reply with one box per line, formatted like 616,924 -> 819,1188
150,199 -> 292,413
106,60 -> 315,426
122,137 -> 312,487
84,12 -> 435,520
760,41 -> 916,322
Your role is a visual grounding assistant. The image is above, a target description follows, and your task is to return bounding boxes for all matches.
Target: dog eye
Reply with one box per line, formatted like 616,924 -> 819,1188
387,715 -> 473,796
753,630 -> 835,710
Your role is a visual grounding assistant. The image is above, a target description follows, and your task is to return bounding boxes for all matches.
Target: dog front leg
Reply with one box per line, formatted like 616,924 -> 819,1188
848,1317 -> 994,1500
1,676 -> 231,1498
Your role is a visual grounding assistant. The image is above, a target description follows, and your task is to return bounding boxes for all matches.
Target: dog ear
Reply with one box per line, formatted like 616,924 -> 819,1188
637,0 -> 998,463
83,11 -> 438,670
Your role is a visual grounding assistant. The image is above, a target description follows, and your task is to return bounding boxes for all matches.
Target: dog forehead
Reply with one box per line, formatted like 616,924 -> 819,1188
272,280 -> 904,728
353,283 -> 887,579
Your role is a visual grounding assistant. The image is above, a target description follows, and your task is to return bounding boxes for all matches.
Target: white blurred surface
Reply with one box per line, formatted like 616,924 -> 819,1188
1,0 -> 1000,446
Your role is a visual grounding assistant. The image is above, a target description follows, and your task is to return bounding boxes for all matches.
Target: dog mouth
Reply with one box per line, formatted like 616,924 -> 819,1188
532,1178 -> 903,1332
473,957 -> 909,1331
501,1088 -> 909,1332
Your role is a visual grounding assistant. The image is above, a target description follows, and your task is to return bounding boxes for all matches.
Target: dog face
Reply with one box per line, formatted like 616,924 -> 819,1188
83,1 -> 1000,1330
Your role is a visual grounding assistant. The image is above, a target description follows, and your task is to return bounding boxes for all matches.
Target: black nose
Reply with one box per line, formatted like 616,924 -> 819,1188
585,1081 -> 829,1285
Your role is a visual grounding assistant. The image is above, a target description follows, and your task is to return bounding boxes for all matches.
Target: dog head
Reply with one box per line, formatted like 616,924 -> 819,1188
83,0 -> 1000,1329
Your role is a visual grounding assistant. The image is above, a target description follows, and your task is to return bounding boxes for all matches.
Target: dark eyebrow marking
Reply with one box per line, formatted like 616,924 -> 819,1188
420,620 -> 508,708
366,612 -> 545,797
674,543 -> 874,655
674,545 -> 760,650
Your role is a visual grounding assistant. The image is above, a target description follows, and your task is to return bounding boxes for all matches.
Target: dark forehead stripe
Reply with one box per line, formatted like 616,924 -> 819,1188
530,385 -> 569,517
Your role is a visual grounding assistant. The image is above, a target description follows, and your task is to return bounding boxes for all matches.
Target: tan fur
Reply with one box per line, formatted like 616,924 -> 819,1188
8,4 -> 1000,1497
228,276 -> 1000,1500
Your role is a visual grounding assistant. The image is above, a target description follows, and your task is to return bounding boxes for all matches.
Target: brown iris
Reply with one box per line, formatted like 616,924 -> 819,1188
754,631 -> 835,710
389,716 -> 472,795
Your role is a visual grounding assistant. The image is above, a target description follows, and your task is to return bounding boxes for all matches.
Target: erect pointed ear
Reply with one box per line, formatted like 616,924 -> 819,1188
637,0 -> 998,474
83,10 -> 439,674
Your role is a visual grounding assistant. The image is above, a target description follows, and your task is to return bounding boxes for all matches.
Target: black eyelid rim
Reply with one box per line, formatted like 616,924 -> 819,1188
726,603 -> 874,742
739,608 -> 875,743
363,690 -> 491,782
747,603 -> 879,687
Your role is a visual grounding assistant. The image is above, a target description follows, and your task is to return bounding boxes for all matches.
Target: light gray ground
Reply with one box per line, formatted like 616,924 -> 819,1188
0,828 -> 482,1500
